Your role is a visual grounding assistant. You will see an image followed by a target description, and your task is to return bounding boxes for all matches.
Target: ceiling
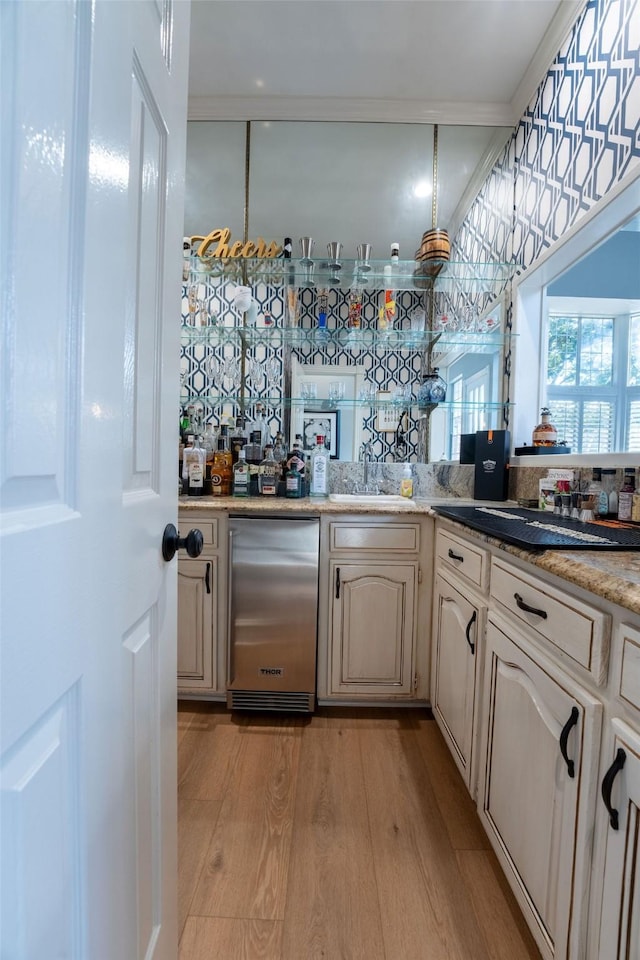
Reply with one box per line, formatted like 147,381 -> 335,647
188,0 -> 584,125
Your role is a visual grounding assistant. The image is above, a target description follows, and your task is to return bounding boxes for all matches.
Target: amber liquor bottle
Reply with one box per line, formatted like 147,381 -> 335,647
532,407 -> 558,446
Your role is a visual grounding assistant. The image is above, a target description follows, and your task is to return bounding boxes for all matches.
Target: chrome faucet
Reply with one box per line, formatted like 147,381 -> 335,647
360,441 -> 374,490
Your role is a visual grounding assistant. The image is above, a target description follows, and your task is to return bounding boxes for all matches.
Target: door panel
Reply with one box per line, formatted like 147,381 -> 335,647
178,560 -> 215,687
330,562 -> 416,695
479,615 -> 602,960
432,575 -> 478,782
0,1 -> 190,957
598,720 -> 640,960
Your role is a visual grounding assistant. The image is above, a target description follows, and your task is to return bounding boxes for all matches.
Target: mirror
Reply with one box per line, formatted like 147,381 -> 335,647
182,120 -> 513,462
290,359 -> 366,461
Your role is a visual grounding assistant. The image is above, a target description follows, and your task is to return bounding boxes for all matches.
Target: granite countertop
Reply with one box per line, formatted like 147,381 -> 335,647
178,495 -> 434,516
435,515 -> 640,618
178,495 -> 640,616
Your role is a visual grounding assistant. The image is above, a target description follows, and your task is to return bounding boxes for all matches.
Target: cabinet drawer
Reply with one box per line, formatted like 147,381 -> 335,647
490,557 -> 609,683
435,528 -> 487,591
330,521 -> 420,553
180,518 -> 218,548
616,622 -> 640,715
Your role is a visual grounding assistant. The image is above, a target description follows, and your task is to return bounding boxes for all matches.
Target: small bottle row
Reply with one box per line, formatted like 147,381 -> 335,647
179,419 -> 329,500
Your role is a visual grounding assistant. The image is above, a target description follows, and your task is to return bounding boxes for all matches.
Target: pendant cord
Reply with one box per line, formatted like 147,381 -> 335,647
432,123 -> 438,230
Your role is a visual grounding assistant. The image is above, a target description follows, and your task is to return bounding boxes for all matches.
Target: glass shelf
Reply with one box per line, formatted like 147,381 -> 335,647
179,393 -> 513,412
181,323 -> 512,354
188,256 -> 517,293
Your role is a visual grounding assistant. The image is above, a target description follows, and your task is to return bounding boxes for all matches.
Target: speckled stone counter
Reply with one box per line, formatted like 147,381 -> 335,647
178,495 -> 434,516
179,496 -> 640,616
434,515 -> 640,617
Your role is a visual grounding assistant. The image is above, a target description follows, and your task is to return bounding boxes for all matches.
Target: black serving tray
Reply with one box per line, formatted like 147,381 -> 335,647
433,504 -> 640,550
514,445 -> 571,456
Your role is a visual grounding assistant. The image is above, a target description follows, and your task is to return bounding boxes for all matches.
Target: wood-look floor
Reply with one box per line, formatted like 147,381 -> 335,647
178,703 -> 542,960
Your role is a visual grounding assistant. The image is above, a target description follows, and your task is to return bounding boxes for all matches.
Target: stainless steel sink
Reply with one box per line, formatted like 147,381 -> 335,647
329,493 -> 414,504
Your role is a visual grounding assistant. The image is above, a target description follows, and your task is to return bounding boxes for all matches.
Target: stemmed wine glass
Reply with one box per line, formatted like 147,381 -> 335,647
265,357 -> 280,392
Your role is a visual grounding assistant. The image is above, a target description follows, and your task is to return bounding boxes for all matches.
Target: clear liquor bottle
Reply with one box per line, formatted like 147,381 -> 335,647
232,449 -> 249,497
310,435 -> 329,498
258,444 -> 278,496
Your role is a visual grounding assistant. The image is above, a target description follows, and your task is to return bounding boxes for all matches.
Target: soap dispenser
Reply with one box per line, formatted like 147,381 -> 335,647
400,463 -> 414,499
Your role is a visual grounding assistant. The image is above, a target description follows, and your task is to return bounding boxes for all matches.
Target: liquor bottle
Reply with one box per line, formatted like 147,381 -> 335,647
309,435 -> 329,498
273,431 -> 287,495
532,407 -> 558,446
230,416 -> 247,465
286,436 -> 306,489
184,435 -> 205,497
210,435 -> 232,497
182,435 -> 194,491
232,449 -> 249,497
285,455 -> 304,498
618,469 -> 636,521
283,237 -> 292,259
258,444 -> 278,496
587,468 -> 607,517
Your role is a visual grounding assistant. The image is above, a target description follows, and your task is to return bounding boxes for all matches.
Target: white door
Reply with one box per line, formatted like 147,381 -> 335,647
0,2 -> 189,958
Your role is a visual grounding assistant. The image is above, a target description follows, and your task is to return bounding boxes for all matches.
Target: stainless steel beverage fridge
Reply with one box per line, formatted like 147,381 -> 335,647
227,516 -> 320,712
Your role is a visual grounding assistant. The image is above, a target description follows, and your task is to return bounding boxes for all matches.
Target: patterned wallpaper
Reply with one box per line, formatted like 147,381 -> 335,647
454,0 -> 640,270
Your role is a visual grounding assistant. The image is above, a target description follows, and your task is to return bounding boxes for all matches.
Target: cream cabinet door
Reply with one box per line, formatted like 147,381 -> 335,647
329,562 -> 416,697
596,719 -> 640,960
432,574 -> 480,790
177,558 -> 216,690
478,614 -> 602,960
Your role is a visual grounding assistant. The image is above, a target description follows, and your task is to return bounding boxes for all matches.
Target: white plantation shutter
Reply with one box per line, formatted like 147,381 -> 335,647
546,313 -> 638,453
581,401 -> 614,453
627,400 -> 640,451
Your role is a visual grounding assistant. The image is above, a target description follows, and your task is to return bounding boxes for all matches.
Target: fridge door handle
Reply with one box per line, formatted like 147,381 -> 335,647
226,530 -> 234,685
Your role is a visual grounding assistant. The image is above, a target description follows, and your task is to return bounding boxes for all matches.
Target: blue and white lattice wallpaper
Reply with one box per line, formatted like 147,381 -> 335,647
453,0 -> 640,269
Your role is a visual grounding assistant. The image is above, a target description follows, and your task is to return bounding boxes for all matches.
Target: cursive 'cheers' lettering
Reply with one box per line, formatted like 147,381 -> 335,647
192,228 -> 282,262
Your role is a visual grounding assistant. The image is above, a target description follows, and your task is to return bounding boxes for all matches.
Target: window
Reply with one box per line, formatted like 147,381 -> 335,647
545,313 -> 640,452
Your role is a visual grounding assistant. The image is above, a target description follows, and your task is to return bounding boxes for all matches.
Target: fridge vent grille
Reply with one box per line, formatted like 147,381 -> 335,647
227,690 -> 315,713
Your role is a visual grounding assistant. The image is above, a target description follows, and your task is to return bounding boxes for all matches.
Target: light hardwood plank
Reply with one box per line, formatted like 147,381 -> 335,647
361,725 -> 492,960
179,915 -> 282,960
179,724 -> 243,801
178,799 -> 220,937
414,713 -> 491,851
281,728 -> 385,960
456,849 -> 542,959
190,725 -> 301,921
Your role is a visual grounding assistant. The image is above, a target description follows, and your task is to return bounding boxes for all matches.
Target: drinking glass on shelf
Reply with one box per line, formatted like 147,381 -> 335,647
328,381 -> 345,405
300,382 -> 318,403
246,356 -> 262,386
265,356 -> 281,391
224,357 -> 241,393
206,356 -> 222,387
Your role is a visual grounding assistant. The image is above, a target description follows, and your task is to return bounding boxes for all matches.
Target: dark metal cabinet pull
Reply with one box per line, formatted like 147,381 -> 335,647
336,567 -> 341,599
514,592 -> 548,620
465,610 -> 477,654
448,548 -> 464,562
601,748 -> 626,830
559,706 -> 579,778
205,562 -> 211,594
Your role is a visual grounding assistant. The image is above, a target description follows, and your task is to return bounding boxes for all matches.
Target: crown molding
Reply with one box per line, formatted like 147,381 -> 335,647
509,0 -> 586,122
187,95 -> 514,127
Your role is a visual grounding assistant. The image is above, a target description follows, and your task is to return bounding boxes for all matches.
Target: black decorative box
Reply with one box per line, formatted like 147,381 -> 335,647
473,430 -> 510,501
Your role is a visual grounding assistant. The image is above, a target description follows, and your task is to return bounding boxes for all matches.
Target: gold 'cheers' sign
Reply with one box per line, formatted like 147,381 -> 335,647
191,229 -> 282,262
